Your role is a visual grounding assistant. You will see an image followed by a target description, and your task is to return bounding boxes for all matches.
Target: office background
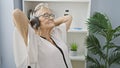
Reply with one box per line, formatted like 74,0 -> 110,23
0,0 -> 120,68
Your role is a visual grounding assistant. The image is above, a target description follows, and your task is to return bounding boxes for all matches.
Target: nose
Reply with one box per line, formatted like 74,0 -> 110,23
49,16 -> 54,19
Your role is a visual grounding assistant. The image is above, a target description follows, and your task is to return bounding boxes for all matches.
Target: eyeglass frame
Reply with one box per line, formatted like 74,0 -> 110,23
35,13 -> 55,19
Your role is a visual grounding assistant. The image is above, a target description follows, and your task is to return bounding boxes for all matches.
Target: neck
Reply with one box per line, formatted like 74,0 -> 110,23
37,28 -> 56,45
38,28 -> 52,39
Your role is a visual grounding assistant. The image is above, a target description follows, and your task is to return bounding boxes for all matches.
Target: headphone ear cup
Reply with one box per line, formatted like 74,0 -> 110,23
30,17 -> 40,30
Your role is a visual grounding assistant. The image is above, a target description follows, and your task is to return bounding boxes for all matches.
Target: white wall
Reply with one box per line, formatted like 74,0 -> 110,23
0,0 -> 16,68
14,0 -> 23,10
0,0 -> 2,68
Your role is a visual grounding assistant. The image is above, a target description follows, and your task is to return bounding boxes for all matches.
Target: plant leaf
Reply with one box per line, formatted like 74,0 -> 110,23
86,35 -> 106,60
89,64 -> 106,68
114,46 -> 120,52
114,26 -> 120,32
108,51 -> 120,66
103,42 -> 117,50
87,55 -> 106,68
87,55 -> 100,66
87,12 -> 112,35
86,35 -> 101,54
113,32 -> 120,40
113,26 -> 120,39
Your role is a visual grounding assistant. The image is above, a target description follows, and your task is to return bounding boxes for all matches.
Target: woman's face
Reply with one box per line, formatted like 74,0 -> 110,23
36,7 -> 55,30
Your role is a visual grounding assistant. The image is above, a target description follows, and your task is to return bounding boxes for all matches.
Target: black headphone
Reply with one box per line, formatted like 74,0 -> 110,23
30,16 -> 40,30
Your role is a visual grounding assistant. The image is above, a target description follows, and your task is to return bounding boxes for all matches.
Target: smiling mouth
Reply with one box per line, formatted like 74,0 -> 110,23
46,21 -> 52,24
48,20 -> 54,23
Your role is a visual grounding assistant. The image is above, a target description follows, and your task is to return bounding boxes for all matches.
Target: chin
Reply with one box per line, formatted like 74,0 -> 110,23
50,24 -> 55,28
46,24 -> 55,29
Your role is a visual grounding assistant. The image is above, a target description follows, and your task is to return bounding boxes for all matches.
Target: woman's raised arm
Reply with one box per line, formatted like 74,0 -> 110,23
12,9 -> 29,46
54,15 -> 72,31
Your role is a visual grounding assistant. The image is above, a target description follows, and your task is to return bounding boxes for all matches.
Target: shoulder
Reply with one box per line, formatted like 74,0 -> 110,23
52,23 -> 66,34
51,23 -> 67,42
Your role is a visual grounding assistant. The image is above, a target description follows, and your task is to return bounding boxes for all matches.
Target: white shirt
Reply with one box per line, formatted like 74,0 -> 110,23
13,27 -> 27,68
13,23 -> 72,68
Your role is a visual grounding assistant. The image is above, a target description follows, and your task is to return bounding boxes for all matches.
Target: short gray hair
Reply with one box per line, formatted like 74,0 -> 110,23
33,3 -> 49,16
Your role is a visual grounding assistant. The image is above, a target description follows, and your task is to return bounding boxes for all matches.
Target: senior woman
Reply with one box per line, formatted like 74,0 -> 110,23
13,3 -> 72,68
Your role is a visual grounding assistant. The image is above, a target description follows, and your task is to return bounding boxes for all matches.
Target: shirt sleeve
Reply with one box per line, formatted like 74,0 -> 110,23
27,25 -> 38,65
13,27 -> 27,67
52,23 -> 67,43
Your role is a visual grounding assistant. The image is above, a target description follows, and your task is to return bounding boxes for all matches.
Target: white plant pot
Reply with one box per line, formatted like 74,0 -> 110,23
70,51 -> 77,56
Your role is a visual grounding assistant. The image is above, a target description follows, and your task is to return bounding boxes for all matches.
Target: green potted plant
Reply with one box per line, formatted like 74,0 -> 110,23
70,43 -> 78,56
86,12 -> 120,68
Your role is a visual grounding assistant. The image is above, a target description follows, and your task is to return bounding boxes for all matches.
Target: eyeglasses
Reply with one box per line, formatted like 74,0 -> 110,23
37,13 -> 55,19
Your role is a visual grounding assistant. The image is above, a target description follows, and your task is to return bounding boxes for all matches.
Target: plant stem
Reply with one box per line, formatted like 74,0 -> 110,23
105,41 -> 110,68
107,46 -> 109,68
